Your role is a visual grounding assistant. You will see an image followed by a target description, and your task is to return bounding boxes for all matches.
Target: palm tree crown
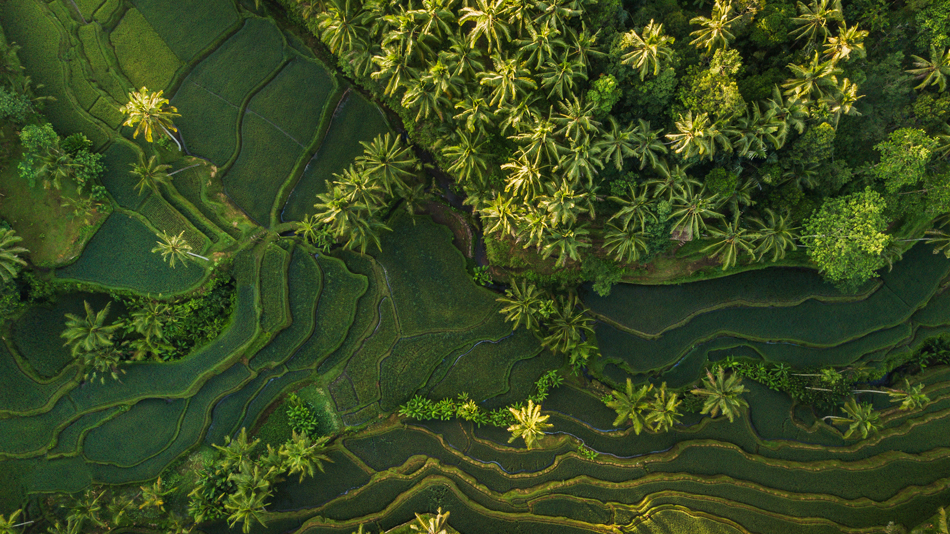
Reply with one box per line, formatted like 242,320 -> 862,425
507,399 -> 553,449
692,366 -> 749,422
606,379 -> 654,433
119,87 -> 180,143
0,229 -> 28,283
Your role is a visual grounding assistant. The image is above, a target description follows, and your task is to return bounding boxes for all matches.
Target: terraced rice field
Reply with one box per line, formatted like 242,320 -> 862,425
3,0 -> 950,532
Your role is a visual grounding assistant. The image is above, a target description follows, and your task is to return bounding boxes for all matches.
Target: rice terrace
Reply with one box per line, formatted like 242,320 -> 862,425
2,0 -> 950,532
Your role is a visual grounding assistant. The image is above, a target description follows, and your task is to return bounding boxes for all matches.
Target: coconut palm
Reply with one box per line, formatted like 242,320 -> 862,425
443,131 -> 490,186
887,379 -> 930,411
565,26 -> 604,70
443,35 -> 486,79
821,78 -> 863,127
0,229 -> 28,283
608,183 -> 657,233
130,300 -> 172,344
139,477 -> 175,512
606,379 -> 654,433
119,87 -> 180,144
512,114 -> 563,165
541,179 -> 589,227
730,102 -> 784,158
783,51 -> 842,101
535,0 -> 581,31
371,45 -> 414,98
539,56 -> 585,100
496,279 -> 546,331
702,215 -> 757,270
357,133 -> 418,196
344,216 -> 391,254
515,206 -> 550,250
453,91 -> 495,134
225,489 -> 269,534
481,193 -> 520,237
501,153 -> 546,200
666,111 -> 712,160
401,77 -> 450,121
823,23 -> 867,63
541,293 -> 594,353
823,397 -> 881,439
152,230 -> 195,268
517,21 -> 566,69
130,154 -> 172,196
507,399 -> 553,449
478,53 -> 537,107
749,208 -> 799,262
409,0 -> 456,39
317,0 -> 367,54
647,383 -> 682,432
411,507 -> 450,534
790,0 -> 842,42
34,147 -> 78,190
557,141 -> 603,188
541,225 -> 591,268
279,432 -> 332,483
459,0 -> 511,52
62,301 -> 119,356
67,490 -> 107,531
554,96 -> 600,144
0,509 -> 32,534
692,366 -> 749,422
214,428 -> 260,473
670,181 -> 723,240
629,119 -> 668,170
620,20 -> 675,80
593,117 -> 636,171
689,0 -> 739,53
907,46 -> 950,92
766,85 -> 807,140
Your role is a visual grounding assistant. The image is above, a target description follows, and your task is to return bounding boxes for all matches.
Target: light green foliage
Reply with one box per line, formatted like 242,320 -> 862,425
872,128 -> 938,193
750,0 -> 796,46
692,366 -> 749,422
586,74 -> 621,118
705,168 -> 739,197
604,378 -> 653,433
507,399 -> 552,449
916,0 -> 950,50
0,86 -> 31,123
286,393 -> 319,436
581,255 -> 623,297
788,122 -> 836,170
17,123 -> 59,186
677,49 -> 746,121
912,93 -> 950,131
803,188 -> 890,291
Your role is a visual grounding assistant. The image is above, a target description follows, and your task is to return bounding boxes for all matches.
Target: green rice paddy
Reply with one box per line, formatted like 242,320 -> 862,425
3,0 -> 950,532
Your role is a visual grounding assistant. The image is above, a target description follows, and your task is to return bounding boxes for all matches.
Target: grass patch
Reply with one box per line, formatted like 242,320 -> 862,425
171,80 -> 239,166
57,212 -> 206,294
281,91 -> 388,222
46,406 -> 122,457
88,95 -> 125,129
373,213 -> 498,336
99,139 -> 145,209
260,243 -> 291,332
0,394 -> 76,456
82,398 -> 187,466
344,298 -> 398,408
129,0 -> 240,62
224,113 -> 305,225
0,147 -> 110,267
138,193 -> 209,250
109,7 -> 182,91
185,17 -> 284,106
74,0 -> 105,20
247,57 -> 337,145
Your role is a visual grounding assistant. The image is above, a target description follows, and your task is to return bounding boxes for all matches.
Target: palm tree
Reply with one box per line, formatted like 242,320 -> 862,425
34,147 -> 78,190
481,193 -> 520,236
411,507 -> 450,534
783,51 -> 842,101
371,45 -> 413,97
459,0 -> 511,52
666,111 -> 713,160
620,20 -> 675,80
702,215 -> 757,270
766,85 -> 807,141
356,133 -> 417,196
478,53 -> 537,107
539,56 -> 585,100
67,490 -> 107,531
670,181 -> 723,240
225,489 -> 269,534
554,96 -> 600,144
76,345 -> 125,383
823,397 -> 881,439
608,183 -> 657,233
630,119 -> 668,170
344,217 -> 391,254
152,230 -> 198,268
512,113 -> 562,165
565,26 -> 604,71
535,0 -> 581,31
557,141 -> 603,188
0,509 -> 32,534
139,477 -> 175,512
692,366 -> 749,422
820,78 -> 863,127
443,131 -> 489,186
907,46 -> 950,92
501,153 -> 546,200
279,432 -> 332,483
409,0 -> 456,39
317,0 -> 367,54
730,102 -> 783,158
401,77 -> 450,121
689,0 -> 739,53
647,383 -> 682,432
790,0 -> 842,42
0,229 -> 28,283
130,154 -> 172,196
541,293 -> 594,353
444,35 -> 486,80
515,206 -> 550,250
62,301 -> 119,356
749,208 -> 799,262
517,21 -> 566,69
887,380 -> 930,411
541,179 -> 589,227
119,87 -> 180,145
453,91 -> 495,134
594,117 -> 636,171
130,300 -> 172,343
541,225 -> 591,268
605,379 -> 653,433
823,23 -> 868,63
496,279 -> 546,331
507,399 -> 553,449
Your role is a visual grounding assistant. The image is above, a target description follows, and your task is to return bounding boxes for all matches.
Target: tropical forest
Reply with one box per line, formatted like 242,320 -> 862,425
1,0 -> 950,531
